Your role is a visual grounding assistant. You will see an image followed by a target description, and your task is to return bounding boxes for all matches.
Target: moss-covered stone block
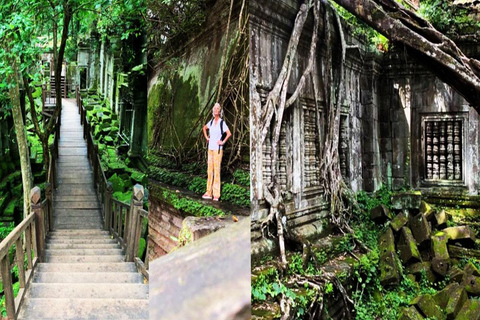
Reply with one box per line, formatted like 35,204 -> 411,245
399,306 -> 424,320
108,173 -> 126,193
391,192 -> 422,210
448,266 -> 465,283
380,251 -> 402,286
410,212 -> 431,245
434,209 -> 448,228
431,257 -> 449,277
463,275 -> 480,295
391,210 -> 409,232
431,232 -> 449,261
410,294 -> 445,320
398,227 -> 421,264
465,262 -> 480,277
4,200 -> 16,217
113,191 -> 132,204
131,171 -> 147,185
442,226 -> 476,247
420,201 -> 435,221
445,284 -> 467,319
379,228 -> 396,256
456,299 -> 480,320
370,204 -> 392,223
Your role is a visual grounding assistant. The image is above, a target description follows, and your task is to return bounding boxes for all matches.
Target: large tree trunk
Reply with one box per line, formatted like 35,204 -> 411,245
7,54 -> 33,219
334,0 -> 480,111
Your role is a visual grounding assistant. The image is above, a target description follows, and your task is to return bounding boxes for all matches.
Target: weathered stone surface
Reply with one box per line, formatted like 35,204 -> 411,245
455,299 -> 480,320
407,261 -> 436,283
434,209 -> 447,227
398,306 -> 424,320
464,261 -> 480,277
431,232 -> 449,260
410,294 -> 445,320
410,212 -> 431,244
391,192 -> 422,210
445,285 -> 468,319
181,215 -> 243,242
431,257 -> 449,277
463,275 -> 480,295
380,251 -> 402,286
379,228 -> 396,256
434,283 -> 460,309
150,218 -> 250,320
448,266 -> 465,283
442,226 -> 476,247
371,204 -> 393,223
391,211 -> 409,232
398,227 -> 421,264
420,201 -> 435,221
448,245 -> 480,260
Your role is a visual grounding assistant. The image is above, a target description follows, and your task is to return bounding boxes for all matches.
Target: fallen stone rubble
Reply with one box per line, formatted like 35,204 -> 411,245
371,192 -> 480,320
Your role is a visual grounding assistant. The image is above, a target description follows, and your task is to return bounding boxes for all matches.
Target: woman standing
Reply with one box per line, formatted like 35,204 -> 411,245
202,103 -> 232,201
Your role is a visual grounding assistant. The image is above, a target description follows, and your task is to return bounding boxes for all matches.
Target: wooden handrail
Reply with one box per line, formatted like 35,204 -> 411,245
75,87 -> 149,280
0,186 -> 50,320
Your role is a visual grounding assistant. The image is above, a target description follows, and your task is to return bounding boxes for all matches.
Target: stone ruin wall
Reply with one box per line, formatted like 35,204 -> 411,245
250,0 -> 377,241
147,0 -> 244,261
250,0 -> 480,248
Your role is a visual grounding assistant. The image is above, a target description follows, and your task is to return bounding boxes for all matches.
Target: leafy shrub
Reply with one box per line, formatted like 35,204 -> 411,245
160,189 -> 226,217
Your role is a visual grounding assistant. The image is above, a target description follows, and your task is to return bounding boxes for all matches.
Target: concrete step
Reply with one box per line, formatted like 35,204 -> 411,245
17,298 -> 149,319
53,209 -> 101,217
54,186 -> 96,196
54,195 -> 98,202
57,155 -> 89,163
46,243 -> 120,249
28,283 -> 148,299
49,230 -> 110,236
54,224 -> 103,230
48,233 -> 110,240
36,262 -> 137,273
57,178 -> 94,184
45,249 -> 124,256
45,255 -> 125,263
34,272 -> 142,284
46,238 -> 117,245
54,202 -> 101,209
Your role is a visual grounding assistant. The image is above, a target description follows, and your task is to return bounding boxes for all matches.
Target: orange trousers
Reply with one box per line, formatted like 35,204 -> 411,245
205,150 -> 223,199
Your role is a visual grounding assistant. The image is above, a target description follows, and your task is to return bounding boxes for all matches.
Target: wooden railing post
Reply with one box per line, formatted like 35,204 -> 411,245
93,144 -> 99,189
31,187 -> 45,262
46,182 -> 53,232
1,254 -> 14,319
104,182 -> 113,231
126,184 -> 144,262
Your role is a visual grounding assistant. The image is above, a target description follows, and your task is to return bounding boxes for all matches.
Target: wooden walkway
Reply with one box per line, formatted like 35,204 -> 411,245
18,99 -> 149,319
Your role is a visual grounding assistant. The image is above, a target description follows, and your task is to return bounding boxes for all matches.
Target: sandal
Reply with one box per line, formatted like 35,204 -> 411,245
213,197 -> 219,201
202,193 -> 212,199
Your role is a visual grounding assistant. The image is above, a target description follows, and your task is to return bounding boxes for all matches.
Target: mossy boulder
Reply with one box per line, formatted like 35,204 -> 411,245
131,172 -> 147,185
108,174 -> 126,193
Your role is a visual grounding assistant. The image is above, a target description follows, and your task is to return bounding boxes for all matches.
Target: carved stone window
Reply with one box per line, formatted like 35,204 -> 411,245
421,114 -> 467,186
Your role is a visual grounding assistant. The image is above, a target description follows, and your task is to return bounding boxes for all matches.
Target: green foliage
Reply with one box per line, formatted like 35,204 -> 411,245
0,281 -> 20,317
331,2 -> 389,52
150,167 -> 250,207
419,0 -> 480,35
232,169 -> 250,187
160,189 -> 226,217
147,0 -> 206,63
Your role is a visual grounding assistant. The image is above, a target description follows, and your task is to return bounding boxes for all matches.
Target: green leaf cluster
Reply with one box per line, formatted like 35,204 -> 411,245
159,188 -> 226,217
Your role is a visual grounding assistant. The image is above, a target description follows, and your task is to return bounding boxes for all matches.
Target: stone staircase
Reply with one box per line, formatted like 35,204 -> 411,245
17,99 -> 148,319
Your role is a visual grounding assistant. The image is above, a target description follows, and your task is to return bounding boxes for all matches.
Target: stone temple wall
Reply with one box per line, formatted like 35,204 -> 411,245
250,0 -> 382,241
147,0 -> 243,151
381,47 -> 480,194
250,0 -> 480,245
